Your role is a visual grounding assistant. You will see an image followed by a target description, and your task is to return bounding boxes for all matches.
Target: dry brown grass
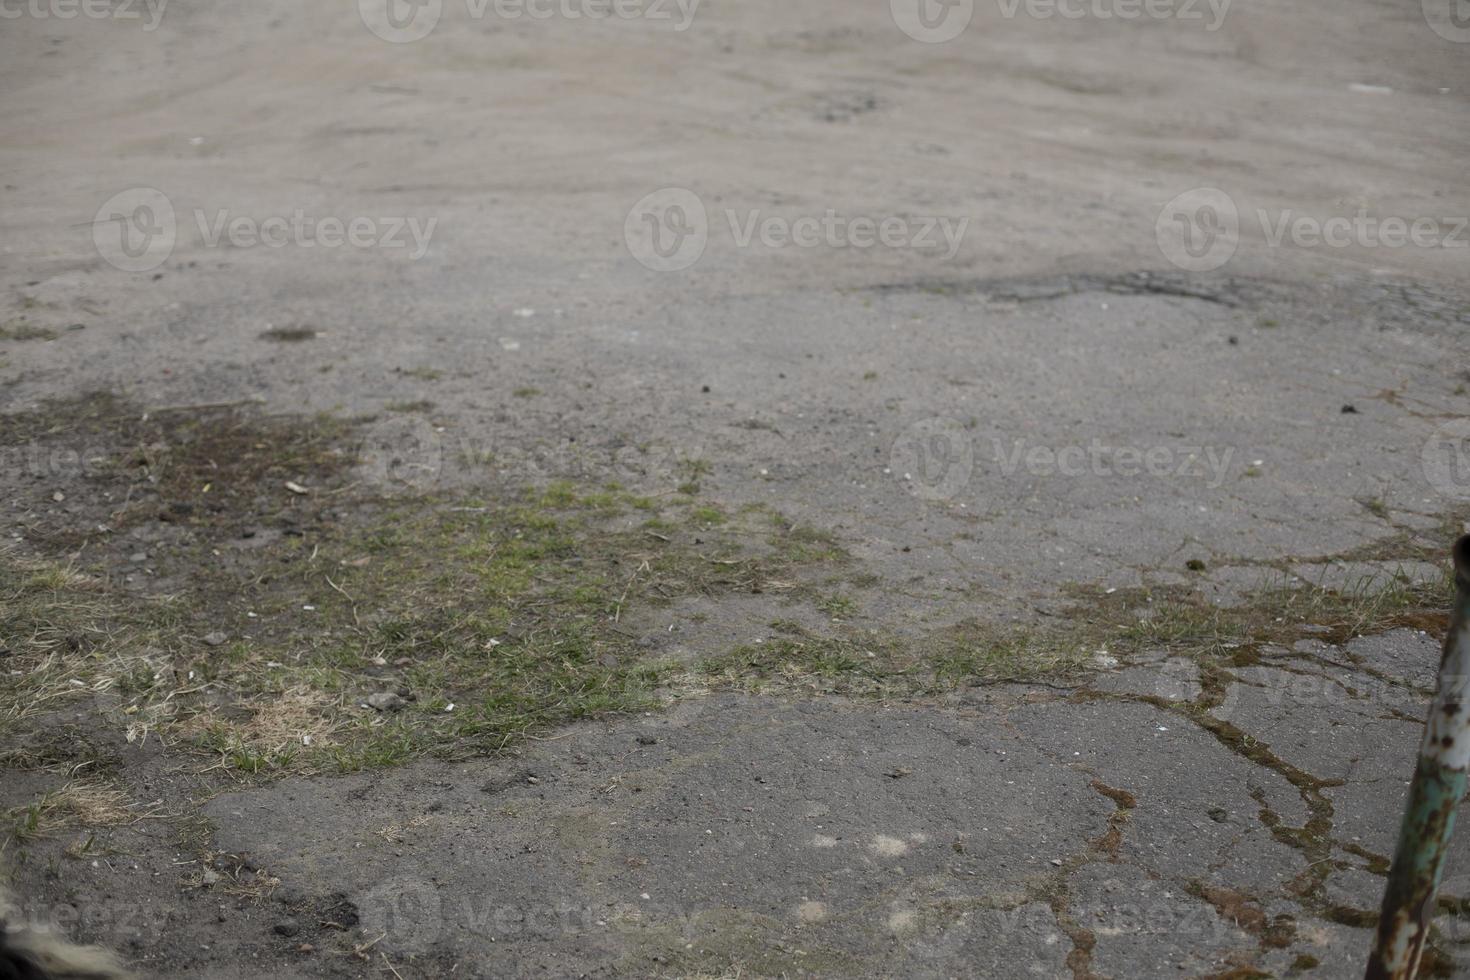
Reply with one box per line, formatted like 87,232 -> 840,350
4,779 -> 153,845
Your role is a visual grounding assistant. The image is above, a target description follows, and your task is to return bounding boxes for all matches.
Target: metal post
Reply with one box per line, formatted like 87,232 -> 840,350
1367,534 -> 1470,979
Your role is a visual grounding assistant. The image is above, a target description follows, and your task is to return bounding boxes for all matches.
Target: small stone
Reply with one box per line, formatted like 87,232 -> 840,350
1341,404 -> 1358,414
636,735 -> 658,746
201,868 -> 221,886
366,692 -> 407,712
273,922 -> 299,938
203,631 -> 228,647
129,553 -> 149,563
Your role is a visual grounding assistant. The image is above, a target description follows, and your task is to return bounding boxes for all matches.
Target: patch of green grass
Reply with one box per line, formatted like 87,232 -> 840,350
815,594 -> 857,617
512,387 -> 542,399
769,522 -> 847,564
1112,601 -> 1245,657
1057,559 -> 1457,673
460,449 -> 496,467
385,399 -> 435,414
674,458 -> 711,495
330,725 -> 423,773
260,327 -> 317,343
10,394 -> 1465,788
74,477 -> 857,770
0,320 -> 57,342
928,625 -> 1091,686
697,619 -> 1092,697
399,366 -> 443,381
700,637 -> 884,686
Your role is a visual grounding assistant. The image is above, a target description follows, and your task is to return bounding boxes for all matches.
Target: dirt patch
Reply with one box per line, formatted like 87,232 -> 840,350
257,328 -> 318,343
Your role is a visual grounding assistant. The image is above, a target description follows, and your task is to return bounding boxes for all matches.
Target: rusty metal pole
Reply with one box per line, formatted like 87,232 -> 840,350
1367,534 -> 1470,979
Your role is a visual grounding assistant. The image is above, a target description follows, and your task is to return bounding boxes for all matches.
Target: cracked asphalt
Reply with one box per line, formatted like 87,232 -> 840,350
2,0 -> 1469,977
193,630 -> 1470,978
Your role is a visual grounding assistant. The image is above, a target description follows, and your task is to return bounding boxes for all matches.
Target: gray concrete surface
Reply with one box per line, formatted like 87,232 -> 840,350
2,0 -> 1469,977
